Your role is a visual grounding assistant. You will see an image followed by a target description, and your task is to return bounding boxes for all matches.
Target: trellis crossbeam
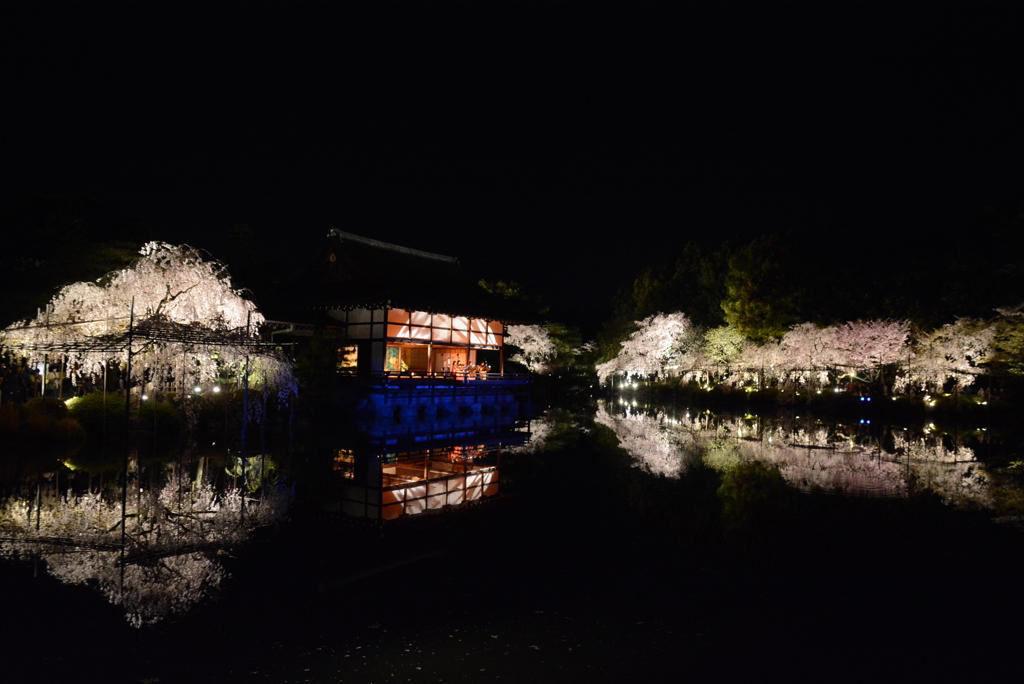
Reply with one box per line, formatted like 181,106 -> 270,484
1,316 -> 279,354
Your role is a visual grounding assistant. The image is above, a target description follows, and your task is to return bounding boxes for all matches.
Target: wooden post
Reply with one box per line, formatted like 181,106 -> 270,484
260,367 -> 268,493
241,310 -> 251,525
121,297 -> 135,591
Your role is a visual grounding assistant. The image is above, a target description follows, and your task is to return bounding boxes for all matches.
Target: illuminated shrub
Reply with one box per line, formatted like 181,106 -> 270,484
66,391 -> 125,436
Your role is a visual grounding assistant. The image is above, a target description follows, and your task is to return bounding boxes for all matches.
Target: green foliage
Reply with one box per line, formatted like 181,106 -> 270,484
66,391 -> 125,436
480,280 -> 590,384
225,454 -> 277,492
300,334 -> 343,379
633,242 -> 729,328
600,209 -> 1024,369
541,323 -> 596,383
64,392 -> 180,460
139,400 -> 182,440
598,241 -> 731,362
0,396 -> 87,463
52,417 -> 87,448
702,325 -> 747,366
294,332 -> 347,399
62,447 -> 123,474
990,305 -> 1024,378
24,396 -> 70,422
721,235 -> 803,342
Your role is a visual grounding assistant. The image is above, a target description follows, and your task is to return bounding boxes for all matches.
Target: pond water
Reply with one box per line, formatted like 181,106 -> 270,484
0,452 -> 292,626
3,398 -> 1024,682
594,400 -> 1018,509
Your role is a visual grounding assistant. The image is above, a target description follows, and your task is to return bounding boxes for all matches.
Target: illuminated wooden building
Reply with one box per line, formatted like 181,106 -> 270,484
266,231 -> 535,521
267,230 -> 533,380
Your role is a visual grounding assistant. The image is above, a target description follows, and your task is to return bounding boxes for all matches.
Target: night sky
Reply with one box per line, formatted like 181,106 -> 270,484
4,1 -> 1023,331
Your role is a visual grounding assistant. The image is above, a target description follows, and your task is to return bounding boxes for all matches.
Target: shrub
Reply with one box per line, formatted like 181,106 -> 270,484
139,400 -> 182,438
52,417 -> 88,452
24,396 -> 70,421
66,391 -> 125,436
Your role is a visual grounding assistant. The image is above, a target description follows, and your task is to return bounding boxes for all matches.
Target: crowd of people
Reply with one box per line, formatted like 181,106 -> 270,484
0,359 -> 118,404
0,361 -> 41,403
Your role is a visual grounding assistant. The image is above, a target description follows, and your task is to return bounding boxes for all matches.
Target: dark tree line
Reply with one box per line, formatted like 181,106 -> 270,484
0,196 -> 141,326
599,208 -> 1024,358
0,196 -> 290,328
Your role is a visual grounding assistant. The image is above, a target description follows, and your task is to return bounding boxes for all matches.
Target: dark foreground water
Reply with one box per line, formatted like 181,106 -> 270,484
4,403 -> 1024,683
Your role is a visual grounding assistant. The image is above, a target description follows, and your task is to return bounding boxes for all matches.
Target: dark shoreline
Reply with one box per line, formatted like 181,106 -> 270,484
604,382 -> 1022,430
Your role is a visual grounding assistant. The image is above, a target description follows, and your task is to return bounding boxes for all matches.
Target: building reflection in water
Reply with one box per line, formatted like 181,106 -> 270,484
330,411 -> 531,521
337,446 -> 501,520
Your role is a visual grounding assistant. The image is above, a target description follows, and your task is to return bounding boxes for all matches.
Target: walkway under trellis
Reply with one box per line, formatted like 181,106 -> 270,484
1,314 -> 281,355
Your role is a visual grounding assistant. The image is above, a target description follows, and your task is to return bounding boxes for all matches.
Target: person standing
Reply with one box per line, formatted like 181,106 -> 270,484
47,365 -> 61,398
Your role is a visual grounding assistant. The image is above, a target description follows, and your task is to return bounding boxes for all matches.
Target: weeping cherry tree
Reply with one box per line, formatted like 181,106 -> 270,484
0,241 -> 296,404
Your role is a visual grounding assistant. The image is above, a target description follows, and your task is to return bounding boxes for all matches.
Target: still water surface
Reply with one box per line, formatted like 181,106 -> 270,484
594,400 -> 1015,509
2,400 -> 1024,681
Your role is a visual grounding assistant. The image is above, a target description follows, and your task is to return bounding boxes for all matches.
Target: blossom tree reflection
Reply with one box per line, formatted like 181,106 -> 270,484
0,465 -> 292,627
594,402 -> 1000,509
594,403 -> 696,478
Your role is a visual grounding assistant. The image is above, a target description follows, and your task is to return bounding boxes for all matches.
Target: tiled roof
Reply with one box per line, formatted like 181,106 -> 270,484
268,231 -> 535,324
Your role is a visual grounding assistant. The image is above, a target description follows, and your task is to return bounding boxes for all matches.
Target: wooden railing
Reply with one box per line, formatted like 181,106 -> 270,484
371,370 -> 531,385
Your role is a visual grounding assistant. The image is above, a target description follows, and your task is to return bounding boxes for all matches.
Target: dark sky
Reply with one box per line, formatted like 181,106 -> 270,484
4,1 -> 1023,331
